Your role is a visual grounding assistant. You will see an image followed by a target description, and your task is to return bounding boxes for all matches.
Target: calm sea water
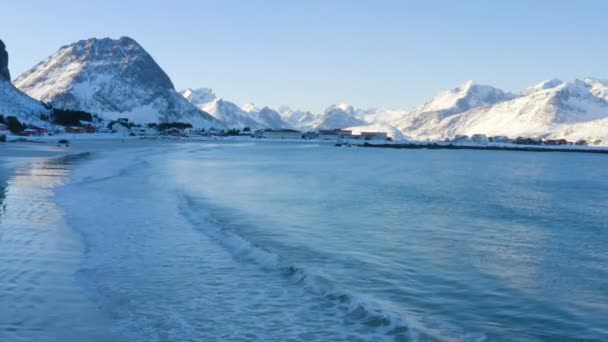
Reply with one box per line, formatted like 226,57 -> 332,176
2,141 -> 607,341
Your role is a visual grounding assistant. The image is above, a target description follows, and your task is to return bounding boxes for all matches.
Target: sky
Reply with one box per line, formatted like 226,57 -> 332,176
1,0 -> 607,112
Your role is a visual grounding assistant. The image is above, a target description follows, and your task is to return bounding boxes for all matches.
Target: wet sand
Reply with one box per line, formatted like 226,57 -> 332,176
0,139 -> 157,341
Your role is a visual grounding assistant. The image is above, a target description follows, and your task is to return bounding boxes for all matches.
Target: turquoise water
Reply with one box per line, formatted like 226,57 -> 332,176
163,143 -> 608,341
3,141 -> 607,341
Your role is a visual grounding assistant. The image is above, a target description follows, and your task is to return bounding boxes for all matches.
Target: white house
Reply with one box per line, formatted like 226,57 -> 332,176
356,131 -> 388,141
255,129 -> 302,139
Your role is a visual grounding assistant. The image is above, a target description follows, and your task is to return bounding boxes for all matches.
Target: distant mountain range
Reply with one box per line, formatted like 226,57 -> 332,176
180,88 -> 289,130
179,78 -> 608,144
3,36 -> 608,144
389,78 -> 608,142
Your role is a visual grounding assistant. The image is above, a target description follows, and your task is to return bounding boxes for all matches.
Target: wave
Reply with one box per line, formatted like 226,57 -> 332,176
178,194 -> 425,341
69,148 -> 164,185
55,144 -> 485,342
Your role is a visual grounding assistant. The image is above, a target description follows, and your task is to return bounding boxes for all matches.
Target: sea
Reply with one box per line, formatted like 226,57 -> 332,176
0,140 -> 607,341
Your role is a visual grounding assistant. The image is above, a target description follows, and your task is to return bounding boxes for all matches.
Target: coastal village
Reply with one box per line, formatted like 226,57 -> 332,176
0,116 -> 598,148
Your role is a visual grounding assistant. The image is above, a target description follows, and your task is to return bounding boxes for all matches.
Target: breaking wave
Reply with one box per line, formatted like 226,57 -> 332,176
178,194 -> 426,341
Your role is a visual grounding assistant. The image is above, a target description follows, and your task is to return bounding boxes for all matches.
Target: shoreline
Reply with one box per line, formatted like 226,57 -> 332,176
358,141 -> 608,154
0,150 -> 124,341
5,134 -> 608,156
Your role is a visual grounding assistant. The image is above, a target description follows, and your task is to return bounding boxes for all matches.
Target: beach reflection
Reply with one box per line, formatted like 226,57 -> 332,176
0,152 -> 119,342
0,174 -> 6,226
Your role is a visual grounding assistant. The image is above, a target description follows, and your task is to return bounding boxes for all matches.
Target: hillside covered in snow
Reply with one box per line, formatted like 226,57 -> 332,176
391,78 -> 608,143
14,37 -> 220,128
0,39 -> 49,125
180,88 -> 292,129
311,104 -> 364,130
4,35 -> 608,143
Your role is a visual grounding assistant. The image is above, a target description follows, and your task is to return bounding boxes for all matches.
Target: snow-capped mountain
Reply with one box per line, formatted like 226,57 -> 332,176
199,97 -> 262,129
181,87 -> 216,106
278,106 -> 317,130
0,39 -> 49,125
9,34 -> 608,144
14,37 -> 220,128
180,88 -> 255,129
239,102 -> 293,129
313,103 -> 365,130
180,88 -> 292,129
248,106 -> 291,129
393,80 -> 515,138
524,78 -> 564,95
429,78 -> 608,141
355,107 -> 409,127
242,103 -> 261,113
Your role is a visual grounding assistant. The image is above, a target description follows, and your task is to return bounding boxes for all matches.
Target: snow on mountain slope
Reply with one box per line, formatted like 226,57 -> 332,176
0,79 -> 50,125
14,37 -> 220,128
242,103 -> 260,113
421,78 -> 608,141
345,123 -> 408,140
394,81 -> 515,135
585,77 -> 608,101
0,39 -> 49,125
180,88 -> 216,106
278,106 -> 317,130
248,106 -> 292,129
419,80 -> 515,114
200,98 -> 262,129
179,88 -> 258,128
525,78 -> 564,95
179,89 -> 292,129
355,107 -> 409,126
555,117 -> 608,144
313,104 -> 365,129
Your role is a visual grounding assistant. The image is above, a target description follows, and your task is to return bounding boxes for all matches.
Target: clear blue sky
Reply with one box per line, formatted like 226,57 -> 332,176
2,0 -> 607,112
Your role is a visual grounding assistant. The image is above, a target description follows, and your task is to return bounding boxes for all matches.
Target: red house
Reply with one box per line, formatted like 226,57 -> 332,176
30,126 -> 47,135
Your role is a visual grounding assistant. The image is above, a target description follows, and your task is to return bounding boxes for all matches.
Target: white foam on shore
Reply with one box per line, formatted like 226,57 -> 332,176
177,194 -> 432,341
49,144 -> 423,341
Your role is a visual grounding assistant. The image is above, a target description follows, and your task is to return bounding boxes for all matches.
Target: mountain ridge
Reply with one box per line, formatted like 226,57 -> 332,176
15,37 -> 220,128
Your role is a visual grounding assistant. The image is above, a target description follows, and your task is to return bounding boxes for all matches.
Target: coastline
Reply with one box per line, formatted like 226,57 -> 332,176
1,139 -> 606,340
0,147 -> 126,341
0,140 -> 176,341
7,132 -> 608,155
358,141 -> 608,154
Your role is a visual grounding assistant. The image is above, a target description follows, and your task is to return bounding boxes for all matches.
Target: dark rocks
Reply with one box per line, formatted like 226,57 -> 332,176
0,39 -> 10,81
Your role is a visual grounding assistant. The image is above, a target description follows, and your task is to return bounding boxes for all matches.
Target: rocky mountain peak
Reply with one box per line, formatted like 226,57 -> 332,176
0,39 -> 10,81
14,36 -> 219,127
